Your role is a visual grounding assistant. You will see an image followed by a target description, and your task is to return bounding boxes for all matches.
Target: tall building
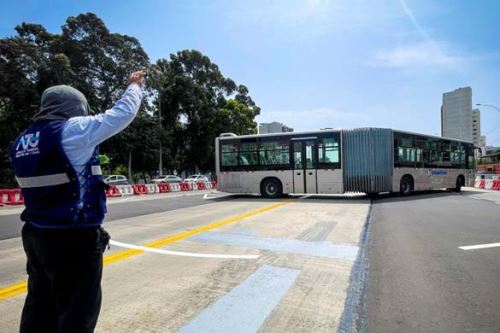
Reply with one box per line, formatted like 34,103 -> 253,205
258,122 -> 294,134
441,87 -> 473,142
472,108 -> 482,146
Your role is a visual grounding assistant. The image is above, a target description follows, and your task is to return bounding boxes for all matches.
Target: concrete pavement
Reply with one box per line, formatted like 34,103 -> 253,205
0,194 -> 370,333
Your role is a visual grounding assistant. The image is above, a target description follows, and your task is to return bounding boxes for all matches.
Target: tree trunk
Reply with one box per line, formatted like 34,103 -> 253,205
128,150 -> 132,182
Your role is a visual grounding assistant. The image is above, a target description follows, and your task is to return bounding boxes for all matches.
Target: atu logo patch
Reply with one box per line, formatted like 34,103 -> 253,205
15,131 -> 40,158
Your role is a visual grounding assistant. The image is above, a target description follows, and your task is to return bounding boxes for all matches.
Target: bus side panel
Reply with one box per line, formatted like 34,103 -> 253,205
217,171 -> 294,194
316,169 -> 343,194
393,168 -> 470,192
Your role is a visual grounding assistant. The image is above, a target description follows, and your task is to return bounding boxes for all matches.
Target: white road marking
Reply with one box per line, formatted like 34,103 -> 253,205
459,242 -> 500,250
109,239 -> 259,259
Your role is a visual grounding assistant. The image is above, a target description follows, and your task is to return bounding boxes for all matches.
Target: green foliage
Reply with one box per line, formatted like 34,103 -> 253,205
0,14 -> 260,187
99,154 -> 110,165
111,165 -> 128,177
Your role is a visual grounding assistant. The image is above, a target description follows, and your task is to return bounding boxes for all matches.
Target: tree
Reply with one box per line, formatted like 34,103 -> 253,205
155,50 -> 259,173
0,15 -> 261,186
0,13 -> 151,187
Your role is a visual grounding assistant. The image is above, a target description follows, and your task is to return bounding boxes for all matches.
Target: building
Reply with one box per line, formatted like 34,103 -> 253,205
441,87 -> 473,142
472,108 -> 482,146
258,122 -> 294,134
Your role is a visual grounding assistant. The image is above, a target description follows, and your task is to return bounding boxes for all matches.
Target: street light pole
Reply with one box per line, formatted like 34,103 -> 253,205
476,103 -> 500,113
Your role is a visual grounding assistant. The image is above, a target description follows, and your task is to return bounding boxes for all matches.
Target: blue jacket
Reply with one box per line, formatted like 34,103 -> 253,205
10,120 -> 107,228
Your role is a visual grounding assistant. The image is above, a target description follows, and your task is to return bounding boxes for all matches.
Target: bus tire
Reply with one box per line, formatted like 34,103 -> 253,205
454,176 -> 464,192
261,178 -> 282,198
400,175 -> 413,196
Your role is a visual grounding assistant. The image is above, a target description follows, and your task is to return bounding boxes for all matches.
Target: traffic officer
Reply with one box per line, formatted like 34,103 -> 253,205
10,70 -> 145,333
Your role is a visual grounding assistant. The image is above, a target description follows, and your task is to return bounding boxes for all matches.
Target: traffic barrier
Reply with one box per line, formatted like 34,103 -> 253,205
211,181 -> 217,190
169,183 -> 181,192
485,179 -> 494,190
133,184 -> 147,195
145,184 -> 158,194
197,182 -> 206,190
0,189 -> 24,205
479,179 -> 486,189
158,183 -> 170,193
117,185 -> 134,196
474,177 -> 481,188
204,181 -> 212,189
492,179 -> 500,191
180,182 -> 190,191
0,190 -> 10,206
106,185 -> 122,198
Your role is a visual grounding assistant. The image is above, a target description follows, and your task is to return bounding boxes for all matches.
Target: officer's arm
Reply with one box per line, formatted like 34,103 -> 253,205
62,83 -> 143,149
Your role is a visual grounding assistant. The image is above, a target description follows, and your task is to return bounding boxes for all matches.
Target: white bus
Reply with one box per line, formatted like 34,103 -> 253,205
215,128 -> 475,198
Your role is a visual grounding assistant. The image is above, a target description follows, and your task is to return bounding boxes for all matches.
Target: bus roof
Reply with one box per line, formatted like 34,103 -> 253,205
219,128 -> 474,145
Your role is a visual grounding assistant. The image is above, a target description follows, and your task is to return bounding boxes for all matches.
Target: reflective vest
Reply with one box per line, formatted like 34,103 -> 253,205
10,120 -> 107,228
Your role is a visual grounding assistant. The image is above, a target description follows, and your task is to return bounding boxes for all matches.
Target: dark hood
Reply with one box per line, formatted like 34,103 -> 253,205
33,85 -> 90,123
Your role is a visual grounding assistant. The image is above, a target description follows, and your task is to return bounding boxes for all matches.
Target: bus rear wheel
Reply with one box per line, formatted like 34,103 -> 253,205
261,178 -> 282,198
400,176 -> 413,196
454,176 -> 464,192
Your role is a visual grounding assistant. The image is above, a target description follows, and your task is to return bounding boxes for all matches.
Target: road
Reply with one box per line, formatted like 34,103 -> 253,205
0,191 -> 370,332
0,188 -> 498,332
365,189 -> 500,333
0,192 -> 227,240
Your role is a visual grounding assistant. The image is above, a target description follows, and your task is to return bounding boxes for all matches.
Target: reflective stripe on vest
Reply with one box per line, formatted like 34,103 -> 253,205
16,173 -> 70,188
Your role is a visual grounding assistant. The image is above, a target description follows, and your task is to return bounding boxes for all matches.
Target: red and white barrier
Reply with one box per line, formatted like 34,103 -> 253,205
0,189 -> 24,205
133,184 -> 147,195
1,178 -> 216,207
144,184 -> 158,194
169,183 -> 181,192
158,184 -> 170,193
106,185 -> 122,197
117,185 -> 134,196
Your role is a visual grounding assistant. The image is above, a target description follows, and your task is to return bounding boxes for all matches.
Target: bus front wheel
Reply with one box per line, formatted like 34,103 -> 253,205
261,178 -> 282,198
400,176 -> 413,196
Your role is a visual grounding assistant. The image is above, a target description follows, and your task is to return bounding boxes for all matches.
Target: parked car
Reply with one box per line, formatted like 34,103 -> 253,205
103,175 -> 129,185
152,175 -> 183,184
184,174 -> 209,183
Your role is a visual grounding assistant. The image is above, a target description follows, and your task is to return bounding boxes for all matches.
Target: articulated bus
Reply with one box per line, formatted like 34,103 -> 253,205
215,128 -> 475,198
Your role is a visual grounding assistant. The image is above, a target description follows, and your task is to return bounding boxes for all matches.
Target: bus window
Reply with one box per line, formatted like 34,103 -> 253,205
318,138 -> 339,164
394,133 -> 422,167
259,140 -> 290,166
239,142 -> 258,166
221,143 -> 239,167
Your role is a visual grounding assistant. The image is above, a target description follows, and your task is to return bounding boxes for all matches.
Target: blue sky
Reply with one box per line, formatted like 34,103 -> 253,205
2,0 -> 500,145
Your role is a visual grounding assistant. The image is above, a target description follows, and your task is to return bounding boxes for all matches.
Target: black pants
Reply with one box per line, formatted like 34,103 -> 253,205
20,223 -> 109,333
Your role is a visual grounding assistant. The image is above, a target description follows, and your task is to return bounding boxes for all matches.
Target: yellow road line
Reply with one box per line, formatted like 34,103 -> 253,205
0,200 -> 290,301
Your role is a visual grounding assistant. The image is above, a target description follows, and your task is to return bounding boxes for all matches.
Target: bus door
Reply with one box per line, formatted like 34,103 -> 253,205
292,139 -> 317,194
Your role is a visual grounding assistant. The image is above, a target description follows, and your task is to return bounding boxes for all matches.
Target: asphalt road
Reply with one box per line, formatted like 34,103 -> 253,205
364,191 -> 500,333
0,193 -> 230,240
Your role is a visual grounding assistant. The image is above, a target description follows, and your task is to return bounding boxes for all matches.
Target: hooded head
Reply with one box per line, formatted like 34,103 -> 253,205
32,85 -> 90,123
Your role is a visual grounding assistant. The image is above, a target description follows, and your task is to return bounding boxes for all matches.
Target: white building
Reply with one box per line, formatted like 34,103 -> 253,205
259,122 -> 294,134
441,87 -> 473,142
472,108 -> 482,146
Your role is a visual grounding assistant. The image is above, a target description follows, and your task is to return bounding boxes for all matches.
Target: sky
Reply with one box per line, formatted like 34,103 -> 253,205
1,0 -> 500,145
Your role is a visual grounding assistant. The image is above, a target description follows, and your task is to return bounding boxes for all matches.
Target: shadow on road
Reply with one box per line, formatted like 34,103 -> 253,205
216,191 -> 463,203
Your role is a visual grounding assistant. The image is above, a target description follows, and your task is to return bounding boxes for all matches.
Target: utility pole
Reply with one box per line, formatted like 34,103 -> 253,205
158,88 -> 163,177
